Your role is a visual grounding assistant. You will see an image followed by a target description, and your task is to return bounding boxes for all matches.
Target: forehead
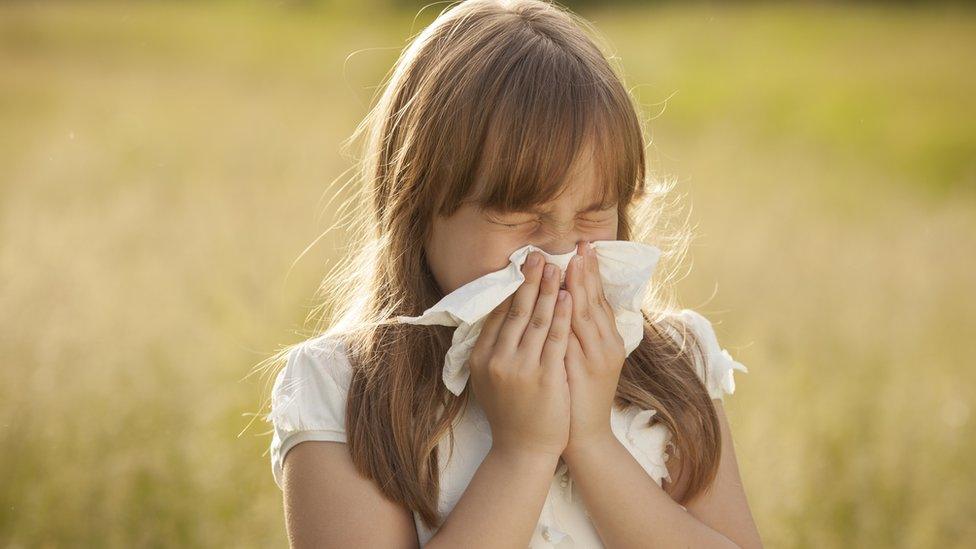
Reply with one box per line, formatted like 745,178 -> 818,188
516,156 -> 609,214
468,140 -> 619,215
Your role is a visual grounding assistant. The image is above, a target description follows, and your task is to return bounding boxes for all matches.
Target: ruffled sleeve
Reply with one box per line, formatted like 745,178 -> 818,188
265,335 -> 353,490
669,309 -> 748,401
622,408 -> 674,486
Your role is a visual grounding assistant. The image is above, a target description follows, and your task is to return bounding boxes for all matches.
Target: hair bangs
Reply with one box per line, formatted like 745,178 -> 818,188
454,38 -> 643,216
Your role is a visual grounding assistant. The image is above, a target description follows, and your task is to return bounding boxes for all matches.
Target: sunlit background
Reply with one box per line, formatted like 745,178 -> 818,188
1,0 -> 974,547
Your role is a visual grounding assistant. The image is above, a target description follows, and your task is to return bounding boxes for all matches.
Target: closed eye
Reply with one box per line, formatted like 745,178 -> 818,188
489,216 -> 612,229
485,212 -> 539,229
485,209 -> 616,230
492,218 -> 530,226
491,219 -> 539,229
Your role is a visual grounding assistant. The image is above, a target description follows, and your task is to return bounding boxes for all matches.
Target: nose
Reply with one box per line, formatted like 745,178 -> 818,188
536,244 -> 578,258
534,235 -> 584,259
533,224 -> 584,258
527,236 -> 587,288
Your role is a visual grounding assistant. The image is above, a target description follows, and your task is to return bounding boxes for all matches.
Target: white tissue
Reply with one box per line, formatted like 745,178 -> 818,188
395,240 -> 662,396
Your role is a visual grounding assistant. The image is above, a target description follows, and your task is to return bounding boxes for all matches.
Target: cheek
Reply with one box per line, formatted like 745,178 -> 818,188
427,207 -> 524,294
434,237 -> 516,294
466,239 -> 520,277
584,224 -> 617,241
572,219 -> 619,241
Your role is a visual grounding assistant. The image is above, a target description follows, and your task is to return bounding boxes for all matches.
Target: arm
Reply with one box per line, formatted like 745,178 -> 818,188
282,440 -> 559,549
562,399 -> 763,549
425,447 -> 559,549
280,252 -> 575,548
282,441 -> 419,548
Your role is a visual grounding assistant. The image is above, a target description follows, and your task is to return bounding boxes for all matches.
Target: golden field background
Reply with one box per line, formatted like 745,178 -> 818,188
1,1 -> 974,547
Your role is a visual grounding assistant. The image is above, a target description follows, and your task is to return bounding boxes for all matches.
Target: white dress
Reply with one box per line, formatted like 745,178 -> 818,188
267,308 -> 748,547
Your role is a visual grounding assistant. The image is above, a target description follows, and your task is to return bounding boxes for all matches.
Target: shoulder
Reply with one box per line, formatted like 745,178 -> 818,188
267,333 -> 356,489
272,333 -> 354,400
659,308 -> 749,401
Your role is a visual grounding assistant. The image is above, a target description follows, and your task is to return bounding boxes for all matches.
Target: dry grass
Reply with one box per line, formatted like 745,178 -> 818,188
0,1 -> 973,547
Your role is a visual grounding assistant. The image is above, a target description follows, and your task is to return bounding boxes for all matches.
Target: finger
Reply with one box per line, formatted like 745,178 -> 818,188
564,329 -> 584,380
518,261 -> 560,357
472,293 -> 514,360
565,243 -> 601,356
540,288 -> 572,383
583,242 -> 618,341
496,251 -> 545,352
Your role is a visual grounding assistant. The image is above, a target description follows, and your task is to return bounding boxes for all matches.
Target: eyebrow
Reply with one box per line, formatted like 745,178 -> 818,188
525,198 -> 617,216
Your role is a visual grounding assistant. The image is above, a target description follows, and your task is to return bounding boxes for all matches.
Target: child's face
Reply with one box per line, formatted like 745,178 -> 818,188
425,155 -> 619,295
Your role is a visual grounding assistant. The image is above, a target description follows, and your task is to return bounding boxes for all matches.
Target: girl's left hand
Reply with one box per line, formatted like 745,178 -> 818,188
562,240 -> 627,458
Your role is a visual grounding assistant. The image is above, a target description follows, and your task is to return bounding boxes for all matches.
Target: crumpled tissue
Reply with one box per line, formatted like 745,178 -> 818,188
395,240 -> 661,396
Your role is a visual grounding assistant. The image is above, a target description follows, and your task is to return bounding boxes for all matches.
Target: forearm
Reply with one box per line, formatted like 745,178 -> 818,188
563,433 -> 740,549
425,447 -> 558,549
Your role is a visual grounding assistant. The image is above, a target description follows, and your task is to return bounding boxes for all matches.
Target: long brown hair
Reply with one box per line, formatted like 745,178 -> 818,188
257,0 -> 721,530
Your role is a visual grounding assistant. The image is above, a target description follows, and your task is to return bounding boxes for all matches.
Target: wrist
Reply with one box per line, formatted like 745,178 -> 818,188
562,430 -> 619,466
489,445 -> 561,473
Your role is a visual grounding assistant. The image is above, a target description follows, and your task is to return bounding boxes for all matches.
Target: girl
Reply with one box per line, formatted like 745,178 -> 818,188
262,0 -> 762,547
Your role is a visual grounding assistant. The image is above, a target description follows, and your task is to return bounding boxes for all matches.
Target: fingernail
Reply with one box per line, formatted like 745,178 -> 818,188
558,289 -> 568,301
529,253 -> 540,267
543,264 -> 554,279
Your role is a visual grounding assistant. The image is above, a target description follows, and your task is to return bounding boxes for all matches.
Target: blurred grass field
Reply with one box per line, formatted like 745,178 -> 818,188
1,1 -> 974,547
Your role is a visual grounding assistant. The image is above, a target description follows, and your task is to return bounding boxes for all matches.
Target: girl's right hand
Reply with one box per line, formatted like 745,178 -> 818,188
467,251 -> 574,459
